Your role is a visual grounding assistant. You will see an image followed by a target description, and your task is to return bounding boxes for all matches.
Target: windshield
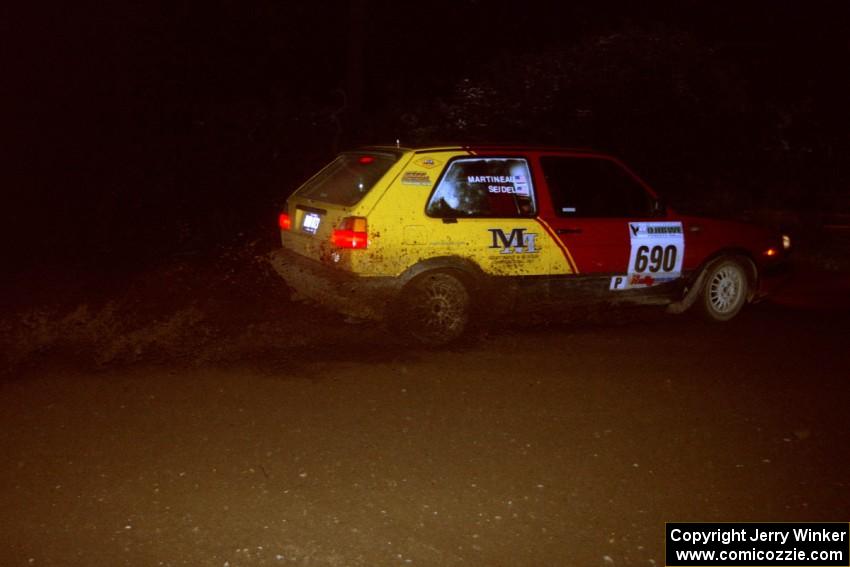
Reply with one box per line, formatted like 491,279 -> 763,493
297,152 -> 399,206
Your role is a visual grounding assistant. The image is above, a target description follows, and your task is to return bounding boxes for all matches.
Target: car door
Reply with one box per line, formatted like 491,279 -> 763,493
421,154 -> 554,278
535,154 -> 685,296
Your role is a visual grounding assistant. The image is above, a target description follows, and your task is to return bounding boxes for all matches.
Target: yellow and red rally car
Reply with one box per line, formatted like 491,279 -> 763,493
271,145 -> 790,344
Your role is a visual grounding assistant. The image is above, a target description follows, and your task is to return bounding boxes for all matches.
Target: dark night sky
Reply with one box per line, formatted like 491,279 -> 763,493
5,1 -> 850,270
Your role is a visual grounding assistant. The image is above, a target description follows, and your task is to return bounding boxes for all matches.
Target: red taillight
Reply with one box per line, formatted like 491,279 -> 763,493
278,212 -> 291,231
332,217 -> 368,249
358,155 -> 375,165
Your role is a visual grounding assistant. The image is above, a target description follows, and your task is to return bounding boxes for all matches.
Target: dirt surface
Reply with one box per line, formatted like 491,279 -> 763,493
2,265 -> 849,566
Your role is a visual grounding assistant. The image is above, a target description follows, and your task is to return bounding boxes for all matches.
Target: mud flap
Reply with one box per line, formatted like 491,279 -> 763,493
666,271 -> 706,315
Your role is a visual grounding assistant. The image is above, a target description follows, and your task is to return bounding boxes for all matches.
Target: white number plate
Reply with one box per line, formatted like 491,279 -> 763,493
611,221 -> 684,290
302,212 -> 321,234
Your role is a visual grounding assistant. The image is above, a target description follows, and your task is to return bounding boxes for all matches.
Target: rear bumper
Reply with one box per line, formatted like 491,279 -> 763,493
268,248 -> 399,320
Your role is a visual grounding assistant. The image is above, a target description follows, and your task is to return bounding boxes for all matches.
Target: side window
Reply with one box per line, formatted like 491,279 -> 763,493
426,157 -> 535,218
540,156 -> 652,218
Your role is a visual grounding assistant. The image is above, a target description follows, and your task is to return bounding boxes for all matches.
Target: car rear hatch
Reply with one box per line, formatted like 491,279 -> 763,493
280,149 -> 407,265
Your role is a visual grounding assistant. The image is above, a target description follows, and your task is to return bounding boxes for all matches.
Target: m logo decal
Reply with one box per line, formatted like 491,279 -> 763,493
488,228 -> 538,254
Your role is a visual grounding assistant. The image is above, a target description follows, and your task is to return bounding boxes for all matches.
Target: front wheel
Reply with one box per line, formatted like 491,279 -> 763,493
396,272 -> 470,345
698,258 -> 749,322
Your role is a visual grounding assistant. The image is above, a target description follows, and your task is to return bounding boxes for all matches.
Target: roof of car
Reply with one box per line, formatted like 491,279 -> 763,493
357,144 -> 602,155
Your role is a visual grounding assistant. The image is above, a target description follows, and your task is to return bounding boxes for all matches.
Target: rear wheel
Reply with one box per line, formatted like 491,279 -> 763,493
699,257 -> 749,322
397,272 -> 470,345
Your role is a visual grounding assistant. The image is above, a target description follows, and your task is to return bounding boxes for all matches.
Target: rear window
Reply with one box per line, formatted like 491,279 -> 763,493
297,152 -> 398,206
426,157 -> 536,218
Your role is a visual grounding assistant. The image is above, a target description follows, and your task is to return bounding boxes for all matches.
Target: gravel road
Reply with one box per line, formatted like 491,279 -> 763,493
2,296 -> 848,566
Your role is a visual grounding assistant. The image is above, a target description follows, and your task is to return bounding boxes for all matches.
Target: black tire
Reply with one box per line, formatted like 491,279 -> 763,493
396,272 -> 470,345
698,257 -> 749,322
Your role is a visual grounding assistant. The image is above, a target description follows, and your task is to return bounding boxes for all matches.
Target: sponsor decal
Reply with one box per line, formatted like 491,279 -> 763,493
614,222 -> 685,290
630,274 -> 655,286
401,171 -> 432,186
630,222 -> 683,236
414,157 -> 442,169
488,228 -> 538,254
609,273 -> 659,290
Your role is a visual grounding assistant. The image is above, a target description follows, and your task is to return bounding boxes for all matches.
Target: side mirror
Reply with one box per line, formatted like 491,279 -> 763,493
652,198 -> 667,217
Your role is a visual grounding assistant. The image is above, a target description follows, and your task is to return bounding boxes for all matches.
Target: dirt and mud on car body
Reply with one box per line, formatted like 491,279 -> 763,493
271,145 -> 790,344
